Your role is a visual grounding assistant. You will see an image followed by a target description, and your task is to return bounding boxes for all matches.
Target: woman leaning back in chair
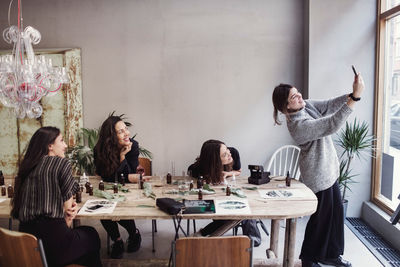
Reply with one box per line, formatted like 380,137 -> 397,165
94,112 -> 147,259
11,126 -> 102,267
188,139 -> 243,236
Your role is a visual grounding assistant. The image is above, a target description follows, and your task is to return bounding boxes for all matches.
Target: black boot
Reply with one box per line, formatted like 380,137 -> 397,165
110,239 -> 124,259
320,256 -> 352,267
301,259 -> 321,267
127,229 -> 141,253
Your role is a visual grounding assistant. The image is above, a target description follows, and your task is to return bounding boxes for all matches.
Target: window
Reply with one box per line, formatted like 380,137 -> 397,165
374,0 -> 400,214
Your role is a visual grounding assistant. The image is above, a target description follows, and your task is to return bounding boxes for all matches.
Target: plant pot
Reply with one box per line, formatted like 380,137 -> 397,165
342,199 -> 348,218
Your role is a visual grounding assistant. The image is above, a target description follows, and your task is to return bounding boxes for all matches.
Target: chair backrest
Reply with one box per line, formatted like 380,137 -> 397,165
139,157 -> 152,176
172,236 -> 253,267
266,145 -> 301,180
0,227 -> 47,267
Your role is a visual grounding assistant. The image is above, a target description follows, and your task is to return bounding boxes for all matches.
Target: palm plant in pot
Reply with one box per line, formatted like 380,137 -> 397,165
336,119 -> 374,217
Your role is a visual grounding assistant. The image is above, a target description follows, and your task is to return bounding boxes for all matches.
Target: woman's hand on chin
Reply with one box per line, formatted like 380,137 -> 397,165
120,142 -> 132,162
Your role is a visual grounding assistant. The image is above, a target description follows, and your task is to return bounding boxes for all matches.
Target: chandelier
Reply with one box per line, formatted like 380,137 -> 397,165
0,0 -> 69,119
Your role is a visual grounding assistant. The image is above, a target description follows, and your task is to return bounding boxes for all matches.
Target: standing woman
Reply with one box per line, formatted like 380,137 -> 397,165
94,113 -> 143,259
188,139 -> 242,236
272,74 -> 364,267
11,127 -> 101,267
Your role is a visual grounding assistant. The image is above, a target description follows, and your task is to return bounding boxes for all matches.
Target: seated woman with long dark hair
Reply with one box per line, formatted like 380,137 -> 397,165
188,139 -> 242,236
11,126 -> 101,267
94,113 -> 144,259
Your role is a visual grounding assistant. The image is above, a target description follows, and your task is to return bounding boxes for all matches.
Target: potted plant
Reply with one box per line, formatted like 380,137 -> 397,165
67,128 -> 99,176
68,127 -> 152,176
336,119 -> 374,217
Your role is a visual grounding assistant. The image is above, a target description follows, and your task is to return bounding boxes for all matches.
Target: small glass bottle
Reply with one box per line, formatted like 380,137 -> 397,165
166,173 -> 172,184
198,187 -> 203,200
99,180 -> 104,191
232,174 -> 237,187
113,183 -> 118,194
1,185 -> 6,196
76,190 -> 82,203
0,170 -> 4,186
85,181 -> 91,193
286,171 -> 291,187
7,184 -> 13,198
139,174 -> 144,189
226,185 -> 231,196
189,180 -> 194,191
120,173 -> 125,186
197,176 -> 203,189
89,184 -> 94,196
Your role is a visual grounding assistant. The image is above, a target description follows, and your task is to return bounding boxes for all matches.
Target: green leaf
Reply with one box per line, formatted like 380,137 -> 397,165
335,118 -> 375,200
93,189 -> 126,201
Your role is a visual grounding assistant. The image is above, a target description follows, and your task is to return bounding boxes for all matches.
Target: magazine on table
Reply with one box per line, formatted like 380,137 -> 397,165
78,199 -> 117,215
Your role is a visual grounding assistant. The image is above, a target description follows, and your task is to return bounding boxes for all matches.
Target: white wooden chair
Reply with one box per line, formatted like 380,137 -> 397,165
266,145 -> 301,179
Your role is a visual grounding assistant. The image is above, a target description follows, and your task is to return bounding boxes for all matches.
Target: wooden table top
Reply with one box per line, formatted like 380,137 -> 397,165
0,176 -> 317,221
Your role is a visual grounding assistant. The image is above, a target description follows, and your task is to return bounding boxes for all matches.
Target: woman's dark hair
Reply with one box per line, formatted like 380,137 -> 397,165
11,126 -> 61,218
94,112 -> 131,178
192,139 -> 233,184
272,83 -> 294,125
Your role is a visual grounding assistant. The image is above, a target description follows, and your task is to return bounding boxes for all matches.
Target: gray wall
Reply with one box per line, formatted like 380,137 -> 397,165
0,0 -> 376,216
307,0 -> 376,216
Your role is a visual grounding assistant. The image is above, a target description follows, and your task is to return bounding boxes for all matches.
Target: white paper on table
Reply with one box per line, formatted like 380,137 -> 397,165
78,199 -> 117,215
215,199 -> 251,215
0,199 -> 6,203
258,189 -> 306,199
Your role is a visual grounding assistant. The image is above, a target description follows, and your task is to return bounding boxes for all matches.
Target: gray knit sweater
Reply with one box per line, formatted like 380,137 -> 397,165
287,94 -> 353,193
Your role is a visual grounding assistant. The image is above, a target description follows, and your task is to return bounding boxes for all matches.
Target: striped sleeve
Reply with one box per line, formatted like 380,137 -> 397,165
58,158 -> 79,202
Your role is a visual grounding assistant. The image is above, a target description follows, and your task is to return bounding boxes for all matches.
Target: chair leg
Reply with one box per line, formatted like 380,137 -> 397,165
257,219 -> 269,236
107,233 -> 110,255
186,219 -> 190,235
192,219 -> 196,233
152,219 -> 156,252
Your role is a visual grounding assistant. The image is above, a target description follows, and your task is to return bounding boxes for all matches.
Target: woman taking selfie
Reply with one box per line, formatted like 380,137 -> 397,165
271,72 -> 364,267
94,113 -> 144,259
11,127 -> 101,267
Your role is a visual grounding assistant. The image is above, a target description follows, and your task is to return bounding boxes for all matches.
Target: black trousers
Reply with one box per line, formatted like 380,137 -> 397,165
100,219 -> 136,241
19,217 -> 102,267
300,181 -> 344,262
200,220 -> 230,236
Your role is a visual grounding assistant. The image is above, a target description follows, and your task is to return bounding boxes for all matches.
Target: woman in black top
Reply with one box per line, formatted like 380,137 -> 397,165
94,113 -> 145,259
188,139 -> 242,236
188,139 -> 241,184
12,127 -> 101,267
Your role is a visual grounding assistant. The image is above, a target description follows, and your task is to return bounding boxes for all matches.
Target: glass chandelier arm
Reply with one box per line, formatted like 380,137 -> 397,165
7,0 -> 14,27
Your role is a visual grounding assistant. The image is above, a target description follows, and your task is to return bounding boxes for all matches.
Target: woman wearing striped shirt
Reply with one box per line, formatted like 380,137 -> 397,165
11,127 -> 102,267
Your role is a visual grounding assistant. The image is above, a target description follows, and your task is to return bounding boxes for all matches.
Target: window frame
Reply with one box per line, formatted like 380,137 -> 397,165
373,0 -> 400,215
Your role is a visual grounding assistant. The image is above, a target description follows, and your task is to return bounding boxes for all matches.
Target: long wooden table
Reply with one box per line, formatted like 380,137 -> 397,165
0,176 -> 317,267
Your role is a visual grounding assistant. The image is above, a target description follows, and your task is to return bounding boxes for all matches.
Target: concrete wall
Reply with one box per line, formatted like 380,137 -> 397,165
307,0 -> 376,216
0,0 -> 304,176
0,0 -> 377,216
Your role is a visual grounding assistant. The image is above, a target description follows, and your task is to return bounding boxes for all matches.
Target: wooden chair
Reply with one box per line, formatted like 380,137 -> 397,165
0,227 -> 48,267
266,145 -> 301,179
139,157 -> 158,252
139,157 -> 152,176
0,227 -> 84,267
172,236 -> 253,267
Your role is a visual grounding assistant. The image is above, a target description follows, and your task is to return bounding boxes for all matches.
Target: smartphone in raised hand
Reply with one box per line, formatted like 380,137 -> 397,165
352,65 -> 358,76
